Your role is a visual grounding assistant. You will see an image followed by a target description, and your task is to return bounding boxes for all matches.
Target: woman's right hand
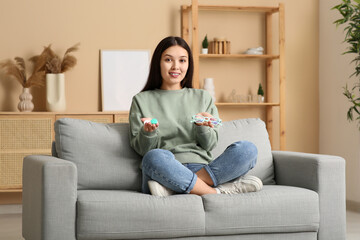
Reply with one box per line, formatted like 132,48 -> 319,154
141,118 -> 159,132
194,112 -> 215,128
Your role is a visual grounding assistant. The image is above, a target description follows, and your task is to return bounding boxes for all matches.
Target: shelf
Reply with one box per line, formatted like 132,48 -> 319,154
200,54 -> 279,60
183,5 -> 279,13
215,102 -> 280,107
0,189 -> 22,193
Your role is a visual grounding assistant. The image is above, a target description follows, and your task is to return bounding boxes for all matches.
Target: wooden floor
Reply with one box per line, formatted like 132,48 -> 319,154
0,205 -> 359,240
347,210 -> 360,240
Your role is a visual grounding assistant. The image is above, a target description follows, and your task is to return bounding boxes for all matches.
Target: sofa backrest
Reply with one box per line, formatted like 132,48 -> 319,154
211,118 -> 274,185
54,118 -> 142,190
54,118 -> 274,190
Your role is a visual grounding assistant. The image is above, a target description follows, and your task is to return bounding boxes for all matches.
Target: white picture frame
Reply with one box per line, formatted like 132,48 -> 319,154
100,50 -> 150,111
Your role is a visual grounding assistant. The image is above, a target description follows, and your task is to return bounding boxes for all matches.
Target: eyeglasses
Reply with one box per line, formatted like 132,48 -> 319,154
190,115 -> 222,126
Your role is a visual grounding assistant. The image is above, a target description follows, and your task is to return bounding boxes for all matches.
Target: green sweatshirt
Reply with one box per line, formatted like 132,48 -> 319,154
129,88 -> 219,165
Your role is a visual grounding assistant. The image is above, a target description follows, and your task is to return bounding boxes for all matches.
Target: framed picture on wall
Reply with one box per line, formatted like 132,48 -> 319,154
100,50 -> 150,111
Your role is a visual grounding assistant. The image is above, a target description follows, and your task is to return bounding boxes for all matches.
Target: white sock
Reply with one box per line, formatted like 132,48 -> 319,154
215,188 -> 221,194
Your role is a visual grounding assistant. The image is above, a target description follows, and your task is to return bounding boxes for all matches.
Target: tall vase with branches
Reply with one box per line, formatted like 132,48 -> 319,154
34,43 -> 80,112
333,0 -> 360,128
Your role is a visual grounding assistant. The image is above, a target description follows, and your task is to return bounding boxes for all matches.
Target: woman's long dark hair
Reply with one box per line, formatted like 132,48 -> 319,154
141,36 -> 194,91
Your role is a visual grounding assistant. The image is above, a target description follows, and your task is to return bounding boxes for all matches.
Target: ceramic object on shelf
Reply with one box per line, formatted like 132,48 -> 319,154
244,47 -> 264,55
46,73 -> 66,112
257,95 -> 265,103
18,88 -> 34,112
203,78 -> 216,102
201,48 -> 208,54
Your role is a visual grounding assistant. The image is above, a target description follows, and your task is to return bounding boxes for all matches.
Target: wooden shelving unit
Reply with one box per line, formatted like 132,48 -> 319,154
181,0 -> 286,150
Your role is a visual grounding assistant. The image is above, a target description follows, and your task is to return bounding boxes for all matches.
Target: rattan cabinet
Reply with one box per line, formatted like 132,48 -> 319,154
0,114 -> 54,191
0,112 -> 128,192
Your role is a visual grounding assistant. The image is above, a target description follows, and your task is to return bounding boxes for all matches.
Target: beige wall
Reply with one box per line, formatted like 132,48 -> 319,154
0,0 -> 320,203
319,0 -> 360,207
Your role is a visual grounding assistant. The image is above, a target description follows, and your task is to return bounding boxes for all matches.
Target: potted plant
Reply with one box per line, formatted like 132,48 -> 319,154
0,57 -> 46,112
257,83 -> 265,103
202,34 -> 209,54
34,43 -> 80,112
333,0 -> 360,127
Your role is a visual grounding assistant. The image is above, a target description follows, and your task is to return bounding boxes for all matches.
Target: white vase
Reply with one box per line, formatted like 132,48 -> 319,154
18,88 -> 34,112
201,48 -> 208,54
203,78 -> 216,102
257,95 -> 265,103
46,73 -> 66,112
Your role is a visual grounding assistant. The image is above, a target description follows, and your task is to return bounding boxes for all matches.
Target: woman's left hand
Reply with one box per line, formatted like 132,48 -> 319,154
141,118 -> 159,132
194,112 -> 215,128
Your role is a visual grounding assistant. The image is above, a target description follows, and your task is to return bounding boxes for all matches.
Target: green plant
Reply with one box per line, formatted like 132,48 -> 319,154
333,0 -> 360,127
202,35 -> 209,49
257,83 -> 264,96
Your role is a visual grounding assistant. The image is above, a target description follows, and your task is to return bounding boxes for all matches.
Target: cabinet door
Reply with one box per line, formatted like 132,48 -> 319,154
114,113 -> 129,123
0,115 -> 55,190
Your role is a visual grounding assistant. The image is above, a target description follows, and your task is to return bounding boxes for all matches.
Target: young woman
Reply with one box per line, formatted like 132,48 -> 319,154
129,36 -> 262,196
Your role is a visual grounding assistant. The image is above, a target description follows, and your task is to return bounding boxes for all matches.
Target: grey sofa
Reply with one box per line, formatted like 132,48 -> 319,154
22,118 -> 346,240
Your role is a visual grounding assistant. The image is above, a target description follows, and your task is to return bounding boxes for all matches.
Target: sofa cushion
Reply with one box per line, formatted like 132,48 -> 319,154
211,118 -> 274,184
76,190 -> 205,240
203,185 -> 319,235
54,118 -> 142,190
76,186 -> 319,239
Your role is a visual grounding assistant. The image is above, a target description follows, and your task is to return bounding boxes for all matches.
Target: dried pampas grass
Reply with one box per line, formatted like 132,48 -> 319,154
61,55 -> 77,73
0,57 -> 45,88
46,56 -> 62,73
0,42 -> 79,88
29,44 -> 56,74
36,43 -> 80,74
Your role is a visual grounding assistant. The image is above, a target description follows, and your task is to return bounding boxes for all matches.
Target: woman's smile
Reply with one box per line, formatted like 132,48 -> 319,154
169,72 -> 180,78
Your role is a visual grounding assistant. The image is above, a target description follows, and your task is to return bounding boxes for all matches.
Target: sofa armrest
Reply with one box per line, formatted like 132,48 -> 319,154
22,155 -> 77,240
272,151 -> 346,240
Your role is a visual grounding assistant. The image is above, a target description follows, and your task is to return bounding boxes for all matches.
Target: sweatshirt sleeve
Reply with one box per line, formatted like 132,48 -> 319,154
194,92 -> 219,152
129,96 -> 160,156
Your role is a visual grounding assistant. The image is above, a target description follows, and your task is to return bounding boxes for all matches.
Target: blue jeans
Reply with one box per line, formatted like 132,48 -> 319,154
141,140 -> 258,194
